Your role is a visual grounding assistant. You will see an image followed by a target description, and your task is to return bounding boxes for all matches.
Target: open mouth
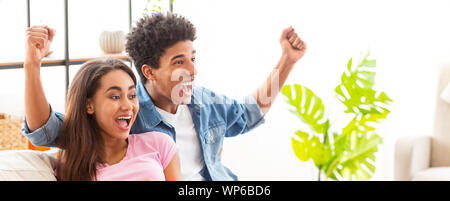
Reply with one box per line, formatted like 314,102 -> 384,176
115,115 -> 132,130
180,81 -> 193,96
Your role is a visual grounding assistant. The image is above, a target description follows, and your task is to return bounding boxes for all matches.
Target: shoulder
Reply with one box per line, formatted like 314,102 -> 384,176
129,132 -> 175,151
131,132 -> 172,144
130,132 -> 178,165
192,85 -> 235,105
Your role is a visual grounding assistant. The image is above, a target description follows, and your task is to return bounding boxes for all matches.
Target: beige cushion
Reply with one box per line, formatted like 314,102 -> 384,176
394,136 -> 431,181
439,82 -> 450,104
412,167 -> 450,181
432,64 -> 450,167
0,150 -> 56,181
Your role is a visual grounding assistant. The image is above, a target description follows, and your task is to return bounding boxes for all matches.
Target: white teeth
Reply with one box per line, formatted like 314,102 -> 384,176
181,81 -> 193,86
117,116 -> 131,120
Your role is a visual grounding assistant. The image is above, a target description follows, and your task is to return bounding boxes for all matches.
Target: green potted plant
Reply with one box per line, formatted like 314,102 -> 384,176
281,51 -> 392,181
142,0 -> 173,16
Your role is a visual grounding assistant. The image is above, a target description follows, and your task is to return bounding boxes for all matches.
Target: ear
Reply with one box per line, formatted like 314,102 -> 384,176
141,64 -> 157,81
86,99 -> 95,115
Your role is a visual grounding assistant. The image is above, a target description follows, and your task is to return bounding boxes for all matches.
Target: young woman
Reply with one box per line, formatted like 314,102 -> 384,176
24,26 -> 181,181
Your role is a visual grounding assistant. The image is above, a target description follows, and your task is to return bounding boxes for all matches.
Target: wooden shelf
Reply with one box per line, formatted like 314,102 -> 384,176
0,53 -> 130,69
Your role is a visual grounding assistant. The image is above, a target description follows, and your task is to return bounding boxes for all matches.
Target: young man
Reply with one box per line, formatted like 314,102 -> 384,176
22,12 -> 307,181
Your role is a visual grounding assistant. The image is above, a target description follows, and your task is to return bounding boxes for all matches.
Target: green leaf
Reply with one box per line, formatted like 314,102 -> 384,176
343,53 -> 376,89
335,51 -> 392,115
358,52 -> 376,68
291,130 -> 331,167
291,131 -> 311,161
323,111 -> 387,180
336,85 -> 392,114
322,132 -> 382,181
338,133 -> 382,180
282,84 -> 328,134
342,112 -> 389,135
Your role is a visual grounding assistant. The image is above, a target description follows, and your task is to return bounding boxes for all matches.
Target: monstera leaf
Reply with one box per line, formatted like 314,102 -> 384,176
338,132 -> 382,180
282,50 -> 392,181
342,112 -> 389,135
322,132 -> 382,181
291,130 -> 332,168
323,112 -> 387,180
335,52 -> 392,115
281,84 -> 328,134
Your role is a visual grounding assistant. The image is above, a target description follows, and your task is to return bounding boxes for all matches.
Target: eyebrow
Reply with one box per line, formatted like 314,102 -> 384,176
170,50 -> 196,62
105,85 -> 136,93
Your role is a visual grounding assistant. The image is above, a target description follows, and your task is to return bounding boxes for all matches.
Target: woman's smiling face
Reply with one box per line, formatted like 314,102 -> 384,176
87,69 -> 139,141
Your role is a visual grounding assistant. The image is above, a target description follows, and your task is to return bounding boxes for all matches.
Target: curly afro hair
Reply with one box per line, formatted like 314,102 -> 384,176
126,12 -> 197,84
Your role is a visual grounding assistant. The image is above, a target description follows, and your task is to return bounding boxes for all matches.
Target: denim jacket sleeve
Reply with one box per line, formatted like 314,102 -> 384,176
21,105 -> 64,147
224,94 -> 265,137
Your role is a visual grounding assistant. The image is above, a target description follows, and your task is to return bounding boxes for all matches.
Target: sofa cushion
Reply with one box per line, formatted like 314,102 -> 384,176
0,150 -> 57,181
412,167 -> 450,181
432,65 -> 450,167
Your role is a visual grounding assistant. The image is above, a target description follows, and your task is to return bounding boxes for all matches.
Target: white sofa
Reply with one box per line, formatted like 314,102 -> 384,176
0,150 -> 57,181
394,64 -> 450,181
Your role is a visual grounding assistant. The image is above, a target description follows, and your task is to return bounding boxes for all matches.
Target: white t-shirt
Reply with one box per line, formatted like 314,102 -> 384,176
155,105 -> 205,181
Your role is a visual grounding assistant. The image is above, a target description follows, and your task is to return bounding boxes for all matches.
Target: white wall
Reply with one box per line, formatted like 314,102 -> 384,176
1,0 -> 450,180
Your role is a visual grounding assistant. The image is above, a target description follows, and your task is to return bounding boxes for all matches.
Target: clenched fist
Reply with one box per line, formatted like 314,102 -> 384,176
25,25 -> 55,67
280,26 -> 307,65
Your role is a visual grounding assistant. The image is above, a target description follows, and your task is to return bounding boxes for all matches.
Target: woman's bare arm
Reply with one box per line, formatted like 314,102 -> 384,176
164,152 -> 182,181
24,26 -> 55,131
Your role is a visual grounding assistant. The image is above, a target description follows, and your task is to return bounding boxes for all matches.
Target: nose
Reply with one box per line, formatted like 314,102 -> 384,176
174,60 -> 197,82
193,66 -> 198,78
120,97 -> 134,111
187,59 -> 198,79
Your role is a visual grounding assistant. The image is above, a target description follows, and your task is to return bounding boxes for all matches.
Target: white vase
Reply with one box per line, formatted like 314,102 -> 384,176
99,30 -> 126,54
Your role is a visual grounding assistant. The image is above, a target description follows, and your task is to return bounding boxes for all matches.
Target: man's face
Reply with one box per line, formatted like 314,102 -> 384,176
146,40 -> 197,105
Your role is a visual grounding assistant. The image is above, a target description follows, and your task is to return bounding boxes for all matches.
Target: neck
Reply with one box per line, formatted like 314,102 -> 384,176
101,134 -> 128,165
145,82 -> 179,114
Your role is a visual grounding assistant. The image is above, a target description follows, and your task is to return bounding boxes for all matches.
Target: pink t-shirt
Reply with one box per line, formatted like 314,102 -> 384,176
96,132 -> 178,181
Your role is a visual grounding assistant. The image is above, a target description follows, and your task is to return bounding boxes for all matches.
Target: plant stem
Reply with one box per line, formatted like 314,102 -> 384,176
318,165 -> 322,181
318,128 -> 329,181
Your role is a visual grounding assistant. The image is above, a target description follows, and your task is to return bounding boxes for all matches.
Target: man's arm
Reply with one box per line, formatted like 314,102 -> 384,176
253,26 -> 307,115
24,26 -> 55,131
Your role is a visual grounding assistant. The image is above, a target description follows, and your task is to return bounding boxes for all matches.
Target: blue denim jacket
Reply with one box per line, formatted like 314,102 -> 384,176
22,81 -> 265,181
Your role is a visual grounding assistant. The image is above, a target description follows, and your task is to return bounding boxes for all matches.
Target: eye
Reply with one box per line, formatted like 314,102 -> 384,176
174,60 -> 183,65
110,95 -> 120,100
129,94 -> 137,99
191,57 -> 196,63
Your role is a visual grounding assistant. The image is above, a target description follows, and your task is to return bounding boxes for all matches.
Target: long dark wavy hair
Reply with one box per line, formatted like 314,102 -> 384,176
55,58 -> 137,181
